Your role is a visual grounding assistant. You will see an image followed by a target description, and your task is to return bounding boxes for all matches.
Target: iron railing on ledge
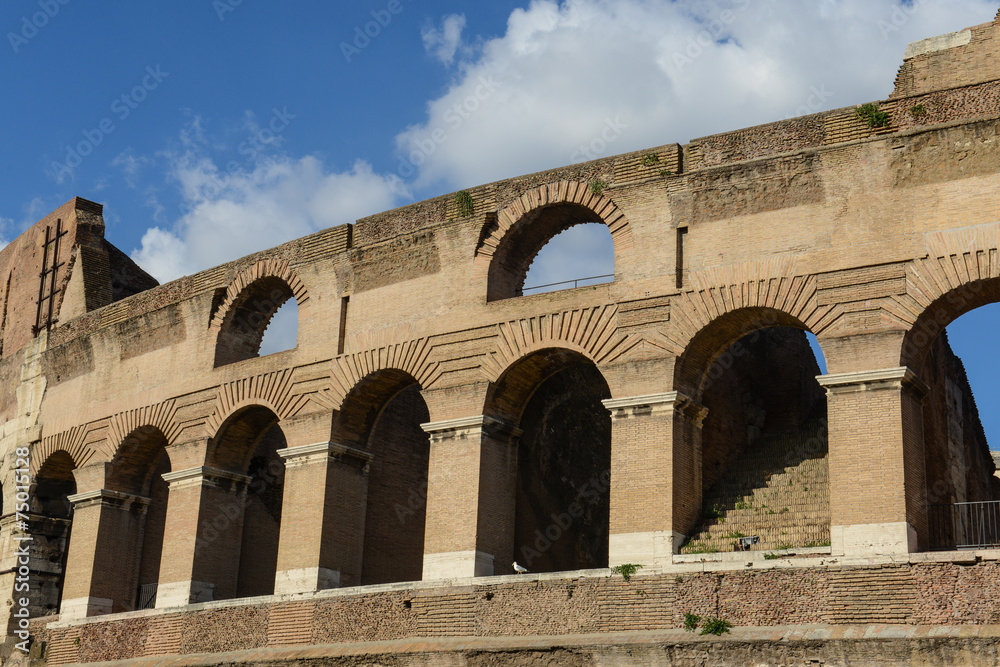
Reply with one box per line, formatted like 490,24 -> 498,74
520,274 -> 614,295
929,500 -> 1000,550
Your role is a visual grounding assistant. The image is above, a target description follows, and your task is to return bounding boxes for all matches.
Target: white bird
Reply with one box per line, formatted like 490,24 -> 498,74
512,561 -> 528,574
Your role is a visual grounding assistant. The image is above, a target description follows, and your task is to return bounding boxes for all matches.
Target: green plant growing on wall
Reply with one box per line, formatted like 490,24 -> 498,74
683,612 -> 702,632
659,169 -> 674,177
589,179 -> 608,196
610,563 -> 644,582
763,552 -> 780,560
703,505 -> 723,520
910,104 -> 926,116
641,153 -> 660,166
454,190 -> 475,217
700,617 -> 733,635
855,102 -> 890,128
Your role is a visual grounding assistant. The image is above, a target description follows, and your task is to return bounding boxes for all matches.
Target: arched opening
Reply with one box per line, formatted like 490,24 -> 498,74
522,224 -> 614,296
334,369 -> 430,585
259,299 -> 299,356
902,282 -> 1000,550
486,348 -> 612,574
214,277 -> 297,366
675,308 -> 830,554
106,426 -> 171,610
32,451 -> 77,616
205,405 -> 286,599
487,203 -> 615,301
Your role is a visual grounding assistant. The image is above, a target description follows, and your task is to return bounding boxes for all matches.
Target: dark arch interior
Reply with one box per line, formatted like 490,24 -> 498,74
107,426 -> 172,610
513,361 -> 611,573
682,326 -> 830,554
206,406 -> 285,600
215,277 -> 296,366
359,382 -> 430,585
33,451 -> 77,616
487,202 -> 608,302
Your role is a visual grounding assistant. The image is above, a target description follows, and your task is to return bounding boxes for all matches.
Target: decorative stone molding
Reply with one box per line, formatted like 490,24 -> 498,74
66,489 -> 150,511
161,466 -> 251,493
277,441 -> 373,472
420,416 -> 522,443
817,367 -> 929,397
602,391 -> 707,424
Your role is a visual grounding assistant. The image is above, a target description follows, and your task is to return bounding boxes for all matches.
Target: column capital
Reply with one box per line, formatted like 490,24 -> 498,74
420,415 -> 522,442
817,366 -> 928,397
161,466 -> 251,492
277,441 -> 373,471
66,489 -> 150,511
602,391 -> 707,424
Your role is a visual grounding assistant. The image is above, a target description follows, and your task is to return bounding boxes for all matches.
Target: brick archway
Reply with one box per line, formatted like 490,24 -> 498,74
211,259 -> 309,367
477,181 -> 632,302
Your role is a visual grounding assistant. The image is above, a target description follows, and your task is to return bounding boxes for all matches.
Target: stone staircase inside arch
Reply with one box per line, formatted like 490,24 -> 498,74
681,426 -> 831,554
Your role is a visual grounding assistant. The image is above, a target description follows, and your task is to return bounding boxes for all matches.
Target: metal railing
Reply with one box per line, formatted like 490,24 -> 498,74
928,500 -> 1000,550
137,583 -> 158,610
521,274 -> 614,295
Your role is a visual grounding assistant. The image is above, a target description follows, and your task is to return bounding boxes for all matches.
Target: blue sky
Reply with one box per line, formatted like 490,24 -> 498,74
1,0 -> 997,448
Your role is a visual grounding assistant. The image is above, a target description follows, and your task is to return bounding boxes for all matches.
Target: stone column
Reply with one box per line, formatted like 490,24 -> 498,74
420,416 -> 521,579
602,392 -> 707,567
818,367 -> 929,556
155,467 -> 250,608
273,441 -> 373,594
59,490 -> 149,619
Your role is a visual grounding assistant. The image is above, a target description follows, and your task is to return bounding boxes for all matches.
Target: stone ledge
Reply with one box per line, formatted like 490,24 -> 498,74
56,624 -> 1000,667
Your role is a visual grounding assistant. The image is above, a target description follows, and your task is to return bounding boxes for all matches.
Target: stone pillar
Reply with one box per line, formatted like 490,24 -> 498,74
420,416 -> 521,579
602,392 -> 707,567
59,490 -> 149,619
273,441 -> 373,594
818,367 -> 929,556
155,467 -> 250,608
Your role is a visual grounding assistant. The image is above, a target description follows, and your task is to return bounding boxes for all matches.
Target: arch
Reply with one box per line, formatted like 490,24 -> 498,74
211,259 -> 309,367
202,403 -> 286,600
484,348 -> 613,574
105,426 -> 172,610
333,368 -> 430,585
33,450 -> 78,616
900,277 -> 1000,370
478,181 -> 632,302
674,307 -> 816,399
672,309 -> 831,554
898,223 -> 1000,369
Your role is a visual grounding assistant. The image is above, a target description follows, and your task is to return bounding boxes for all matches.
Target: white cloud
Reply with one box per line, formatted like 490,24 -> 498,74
0,216 -> 13,251
422,14 -> 468,66
394,0 -> 998,190
131,130 -> 407,283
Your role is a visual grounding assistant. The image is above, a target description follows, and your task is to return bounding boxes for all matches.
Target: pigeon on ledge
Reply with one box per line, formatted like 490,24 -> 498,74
513,561 -> 528,574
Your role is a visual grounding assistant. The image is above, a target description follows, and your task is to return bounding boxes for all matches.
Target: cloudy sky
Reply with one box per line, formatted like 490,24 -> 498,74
1,0 -> 998,446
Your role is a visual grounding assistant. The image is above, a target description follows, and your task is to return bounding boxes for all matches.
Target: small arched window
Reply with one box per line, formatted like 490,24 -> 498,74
214,277 -> 298,367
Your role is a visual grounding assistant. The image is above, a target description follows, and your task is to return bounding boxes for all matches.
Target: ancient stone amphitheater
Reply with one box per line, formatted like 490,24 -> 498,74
3,15 -> 1000,667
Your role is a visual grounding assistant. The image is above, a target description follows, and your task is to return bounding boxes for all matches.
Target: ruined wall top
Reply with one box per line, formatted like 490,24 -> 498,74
0,197 -> 157,360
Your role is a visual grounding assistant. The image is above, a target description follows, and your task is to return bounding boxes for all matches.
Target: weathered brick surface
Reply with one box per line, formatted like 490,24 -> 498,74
5,18 -> 1000,666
